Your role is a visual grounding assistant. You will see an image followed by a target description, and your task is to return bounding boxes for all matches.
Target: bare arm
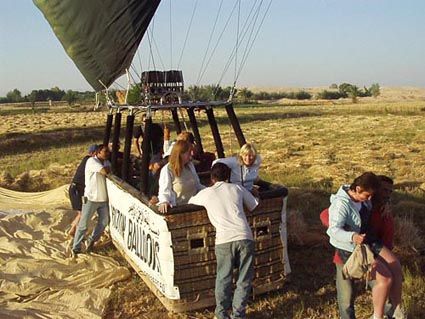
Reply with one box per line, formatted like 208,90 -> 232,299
157,165 -> 175,213
99,166 -> 111,176
134,137 -> 142,157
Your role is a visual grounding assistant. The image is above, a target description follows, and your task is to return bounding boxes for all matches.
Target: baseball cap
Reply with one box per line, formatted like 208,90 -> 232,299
88,144 -> 97,154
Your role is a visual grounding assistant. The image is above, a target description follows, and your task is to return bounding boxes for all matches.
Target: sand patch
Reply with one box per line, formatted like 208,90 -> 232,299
0,186 -> 131,319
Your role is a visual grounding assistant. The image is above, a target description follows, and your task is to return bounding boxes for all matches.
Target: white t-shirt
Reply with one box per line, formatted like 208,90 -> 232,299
189,181 -> 258,245
84,156 -> 111,202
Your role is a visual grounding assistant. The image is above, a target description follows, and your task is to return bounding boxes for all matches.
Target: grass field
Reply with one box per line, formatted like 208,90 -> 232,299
0,88 -> 424,318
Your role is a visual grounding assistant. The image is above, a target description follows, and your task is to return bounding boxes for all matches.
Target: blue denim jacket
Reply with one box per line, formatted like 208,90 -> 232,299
326,185 -> 372,252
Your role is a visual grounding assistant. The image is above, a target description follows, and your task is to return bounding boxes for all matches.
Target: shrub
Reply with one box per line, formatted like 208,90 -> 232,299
294,90 -> 312,100
315,90 -> 345,100
369,83 -> 381,98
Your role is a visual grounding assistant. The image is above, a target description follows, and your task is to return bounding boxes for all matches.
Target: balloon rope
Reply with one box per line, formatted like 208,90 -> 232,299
179,108 -> 189,131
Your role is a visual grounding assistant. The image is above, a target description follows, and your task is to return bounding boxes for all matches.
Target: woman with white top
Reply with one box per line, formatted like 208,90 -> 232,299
157,140 -> 205,213
213,143 -> 261,193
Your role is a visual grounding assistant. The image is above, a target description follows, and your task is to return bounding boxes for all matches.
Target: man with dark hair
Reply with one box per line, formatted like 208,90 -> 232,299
133,114 -> 146,158
72,144 -> 111,256
189,162 -> 258,319
133,115 -> 164,159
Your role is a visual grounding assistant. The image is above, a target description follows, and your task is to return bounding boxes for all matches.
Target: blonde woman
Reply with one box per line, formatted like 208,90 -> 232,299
213,143 -> 261,192
157,140 -> 205,213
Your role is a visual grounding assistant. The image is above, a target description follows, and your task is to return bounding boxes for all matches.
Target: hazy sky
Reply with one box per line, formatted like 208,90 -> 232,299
1,0 -> 425,96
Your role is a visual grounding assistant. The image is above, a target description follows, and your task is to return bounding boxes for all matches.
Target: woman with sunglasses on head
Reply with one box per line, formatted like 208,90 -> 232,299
157,140 -> 205,214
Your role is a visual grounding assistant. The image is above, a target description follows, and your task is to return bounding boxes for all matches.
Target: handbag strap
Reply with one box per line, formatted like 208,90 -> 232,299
240,165 -> 244,186
360,244 -> 372,289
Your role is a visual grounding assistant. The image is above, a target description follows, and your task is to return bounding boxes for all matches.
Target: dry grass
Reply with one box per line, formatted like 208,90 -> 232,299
1,87 -> 425,318
394,216 -> 423,249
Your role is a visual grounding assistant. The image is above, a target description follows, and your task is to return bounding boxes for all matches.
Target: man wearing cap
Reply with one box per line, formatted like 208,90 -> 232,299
72,144 -> 111,256
68,144 -> 97,237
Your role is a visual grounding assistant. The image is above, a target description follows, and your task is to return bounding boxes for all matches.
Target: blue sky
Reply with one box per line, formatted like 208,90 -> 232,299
1,0 -> 425,96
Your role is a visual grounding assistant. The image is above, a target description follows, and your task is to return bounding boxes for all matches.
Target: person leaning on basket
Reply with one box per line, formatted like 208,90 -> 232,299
327,172 -> 405,319
189,162 -> 259,319
72,144 -> 111,256
157,140 -> 205,214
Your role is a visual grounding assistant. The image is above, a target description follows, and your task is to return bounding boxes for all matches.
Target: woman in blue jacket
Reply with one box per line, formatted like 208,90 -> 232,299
327,172 -> 404,319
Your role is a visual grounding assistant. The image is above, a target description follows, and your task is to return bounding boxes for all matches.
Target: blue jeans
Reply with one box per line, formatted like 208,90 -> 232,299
215,240 -> 255,319
336,263 -> 356,319
72,200 -> 109,252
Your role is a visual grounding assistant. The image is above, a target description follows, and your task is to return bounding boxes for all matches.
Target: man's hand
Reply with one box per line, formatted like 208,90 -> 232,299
149,196 -> 159,206
149,162 -> 161,173
100,166 -> 111,176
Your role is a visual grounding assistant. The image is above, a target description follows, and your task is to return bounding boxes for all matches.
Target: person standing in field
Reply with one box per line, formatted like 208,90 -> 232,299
369,175 -> 405,319
189,162 -> 259,319
321,174 -> 404,319
67,144 -> 97,237
327,172 -> 405,319
369,175 -> 395,251
72,144 -> 111,256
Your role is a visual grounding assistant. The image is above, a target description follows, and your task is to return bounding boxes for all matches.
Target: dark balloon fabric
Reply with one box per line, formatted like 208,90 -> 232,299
34,0 -> 161,91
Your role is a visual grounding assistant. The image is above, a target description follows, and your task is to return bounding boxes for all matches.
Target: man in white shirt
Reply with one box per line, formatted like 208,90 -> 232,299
189,163 -> 259,319
72,144 -> 111,256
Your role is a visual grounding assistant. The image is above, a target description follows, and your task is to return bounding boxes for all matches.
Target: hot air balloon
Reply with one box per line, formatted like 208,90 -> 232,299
34,0 -> 290,312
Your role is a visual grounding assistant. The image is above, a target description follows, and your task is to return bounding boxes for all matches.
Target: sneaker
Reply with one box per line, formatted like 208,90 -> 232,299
86,241 -> 95,253
392,306 -> 407,319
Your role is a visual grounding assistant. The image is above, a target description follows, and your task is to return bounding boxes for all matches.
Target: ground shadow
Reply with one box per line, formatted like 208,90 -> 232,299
0,126 -> 105,157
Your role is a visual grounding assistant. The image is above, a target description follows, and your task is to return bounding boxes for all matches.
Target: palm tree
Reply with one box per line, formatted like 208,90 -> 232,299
238,87 -> 253,103
347,85 -> 361,103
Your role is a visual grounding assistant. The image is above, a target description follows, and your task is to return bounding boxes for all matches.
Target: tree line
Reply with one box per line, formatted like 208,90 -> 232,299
0,87 -> 95,105
1,82 -> 380,105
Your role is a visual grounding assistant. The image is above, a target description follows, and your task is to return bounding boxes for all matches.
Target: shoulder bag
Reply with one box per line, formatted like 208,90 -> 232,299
342,243 -> 375,287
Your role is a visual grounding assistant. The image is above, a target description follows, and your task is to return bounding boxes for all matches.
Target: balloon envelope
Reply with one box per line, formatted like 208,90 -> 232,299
34,0 -> 161,91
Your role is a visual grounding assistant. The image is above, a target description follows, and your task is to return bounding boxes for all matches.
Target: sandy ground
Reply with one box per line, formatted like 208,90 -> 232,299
0,185 -> 131,319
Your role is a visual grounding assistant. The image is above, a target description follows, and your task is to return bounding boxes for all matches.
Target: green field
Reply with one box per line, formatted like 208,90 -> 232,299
0,97 -> 424,318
